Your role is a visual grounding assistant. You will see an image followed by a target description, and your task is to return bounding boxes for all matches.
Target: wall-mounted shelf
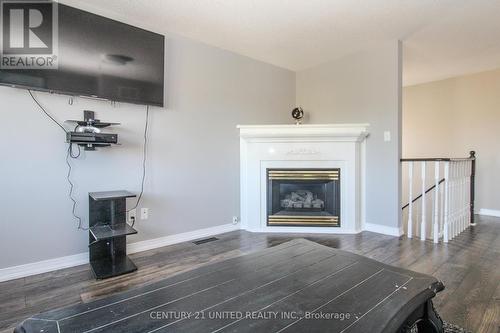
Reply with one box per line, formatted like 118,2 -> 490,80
67,111 -> 120,151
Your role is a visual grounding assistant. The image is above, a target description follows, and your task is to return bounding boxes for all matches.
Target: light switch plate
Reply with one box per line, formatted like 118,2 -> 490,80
384,131 -> 391,142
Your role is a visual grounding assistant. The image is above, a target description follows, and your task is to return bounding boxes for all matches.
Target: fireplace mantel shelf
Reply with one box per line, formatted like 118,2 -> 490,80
237,123 -> 369,142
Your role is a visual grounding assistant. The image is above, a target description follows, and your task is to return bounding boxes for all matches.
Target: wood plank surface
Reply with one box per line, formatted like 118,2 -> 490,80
1,215 -> 498,333
14,239 -> 440,333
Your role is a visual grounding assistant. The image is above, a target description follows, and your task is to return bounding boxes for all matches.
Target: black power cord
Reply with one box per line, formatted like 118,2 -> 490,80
69,125 -> 82,158
29,90 -> 150,229
28,90 -> 87,230
127,105 -> 149,227
28,90 -> 67,133
65,144 -> 86,230
111,105 -> 149,227
69,142 -> 81,158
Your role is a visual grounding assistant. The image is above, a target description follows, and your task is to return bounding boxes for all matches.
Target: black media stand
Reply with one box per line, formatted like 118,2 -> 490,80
89,191 -> 138,279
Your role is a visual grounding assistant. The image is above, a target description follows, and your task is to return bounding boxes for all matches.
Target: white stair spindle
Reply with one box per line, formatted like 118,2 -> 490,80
440,177 -> 445,236
457,163 -> 460,236
458,162 -> 463,234
464,161 -> 468,230
443,162 -> 450,243
456,162 -> 459,233
433,162 -> 440,243
463,161 -> 468,232
407,162 -> 414,238
460,162 -> 464,233
421,162 -> 427,240
453,162 -> 461,237
462,161 -> 467,231
450,162 -> 455,239
464,161 -> 470,230
452,162 -> 457,238
460,161 -> 465,232
457,162 -> 462,234
457,162 -> 461,235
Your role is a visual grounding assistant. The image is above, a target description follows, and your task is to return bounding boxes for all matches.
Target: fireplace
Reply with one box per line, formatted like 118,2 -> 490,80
239,124 -> 368,233
267,169 -> 340,227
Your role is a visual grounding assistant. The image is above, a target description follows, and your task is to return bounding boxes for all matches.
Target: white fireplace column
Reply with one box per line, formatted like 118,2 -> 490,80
238,124 -> 369,234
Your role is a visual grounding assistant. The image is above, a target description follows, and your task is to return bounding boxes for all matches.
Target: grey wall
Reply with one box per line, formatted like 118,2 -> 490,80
296,41 -> 402,229
0,35 -> 295,269
0,20 -> 403,269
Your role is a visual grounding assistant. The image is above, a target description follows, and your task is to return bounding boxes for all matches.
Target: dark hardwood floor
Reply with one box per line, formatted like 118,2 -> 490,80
1,215 -> 498,333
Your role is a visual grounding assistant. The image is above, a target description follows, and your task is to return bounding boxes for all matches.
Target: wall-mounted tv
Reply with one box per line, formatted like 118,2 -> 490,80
0,3 -> 165,107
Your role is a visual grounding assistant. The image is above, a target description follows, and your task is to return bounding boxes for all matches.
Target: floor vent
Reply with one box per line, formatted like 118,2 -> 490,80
193,237 -> 219,245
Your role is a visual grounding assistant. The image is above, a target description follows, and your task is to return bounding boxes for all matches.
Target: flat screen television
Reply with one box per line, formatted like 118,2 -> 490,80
0,3 -> 165,106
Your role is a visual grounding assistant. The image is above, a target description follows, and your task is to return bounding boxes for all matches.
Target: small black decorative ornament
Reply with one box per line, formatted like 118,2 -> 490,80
291,107 -> 304,125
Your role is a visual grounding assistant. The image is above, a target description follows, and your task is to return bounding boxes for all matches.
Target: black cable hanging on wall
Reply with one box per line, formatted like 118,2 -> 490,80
29,90 -> 150,230
128,105 -> 149,227
28,90 -> 87,230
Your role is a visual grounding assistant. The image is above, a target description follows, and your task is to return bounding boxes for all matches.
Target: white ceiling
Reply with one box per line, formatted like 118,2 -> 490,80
63,0 -> 500,86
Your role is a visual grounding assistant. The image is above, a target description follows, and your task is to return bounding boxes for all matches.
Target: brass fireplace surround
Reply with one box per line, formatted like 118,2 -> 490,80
267,169 -> 340,227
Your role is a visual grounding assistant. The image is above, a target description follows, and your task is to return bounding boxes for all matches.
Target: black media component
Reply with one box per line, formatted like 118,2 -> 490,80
66,132 -> 117,145
88,190 -> 138,279
66,110 -> 119,150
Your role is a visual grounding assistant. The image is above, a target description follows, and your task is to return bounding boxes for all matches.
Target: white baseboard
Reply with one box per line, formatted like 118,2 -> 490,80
476,208 -> 500,218
364,223 -> 403,237
127,223 -> 240,254
0,253 -> 89,283
0,223 -> 240,283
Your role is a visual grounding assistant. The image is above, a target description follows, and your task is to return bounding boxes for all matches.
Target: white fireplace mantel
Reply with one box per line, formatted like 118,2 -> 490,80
237,124 -> 370,142
238,123 -> 369,234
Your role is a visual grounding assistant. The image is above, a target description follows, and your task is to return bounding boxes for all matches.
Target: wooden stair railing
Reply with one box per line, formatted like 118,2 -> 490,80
401,151 -> 476,243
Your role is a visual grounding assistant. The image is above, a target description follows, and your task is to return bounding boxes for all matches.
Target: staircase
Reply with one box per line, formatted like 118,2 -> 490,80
401,151 -> 476,243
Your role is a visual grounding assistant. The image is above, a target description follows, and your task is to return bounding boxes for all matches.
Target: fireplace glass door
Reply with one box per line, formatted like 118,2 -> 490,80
267,169 -> 340,227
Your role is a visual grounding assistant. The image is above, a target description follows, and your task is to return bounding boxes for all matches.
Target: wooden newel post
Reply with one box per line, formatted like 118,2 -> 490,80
469,151 -> 476,225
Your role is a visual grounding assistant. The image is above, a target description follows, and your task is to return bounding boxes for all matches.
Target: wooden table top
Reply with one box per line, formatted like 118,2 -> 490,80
15,238 -> 443,333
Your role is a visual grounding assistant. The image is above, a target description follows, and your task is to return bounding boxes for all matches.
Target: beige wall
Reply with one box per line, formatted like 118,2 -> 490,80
403,68 -> 500,212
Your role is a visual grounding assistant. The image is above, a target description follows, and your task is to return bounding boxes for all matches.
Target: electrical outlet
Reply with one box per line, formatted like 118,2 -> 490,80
128,209 -> 136,223
232,216 -> 239,225
141,208 -> 149,220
